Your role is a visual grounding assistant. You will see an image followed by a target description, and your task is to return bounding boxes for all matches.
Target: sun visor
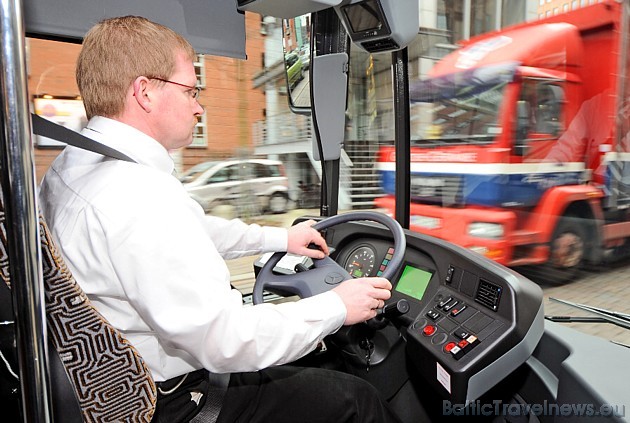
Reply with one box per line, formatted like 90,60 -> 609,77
23,0 -> 246,59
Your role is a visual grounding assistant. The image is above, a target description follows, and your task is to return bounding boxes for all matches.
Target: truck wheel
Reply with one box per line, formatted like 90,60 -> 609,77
544,216 -> 586,284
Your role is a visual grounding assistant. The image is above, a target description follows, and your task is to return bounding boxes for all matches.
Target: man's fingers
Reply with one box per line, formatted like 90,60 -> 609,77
302,220 -> 329,255
310,238 -> 329,255
367,277 -> 392,291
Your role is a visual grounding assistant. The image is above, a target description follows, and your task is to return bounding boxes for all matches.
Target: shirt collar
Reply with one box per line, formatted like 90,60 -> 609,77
81,116 -> 175,175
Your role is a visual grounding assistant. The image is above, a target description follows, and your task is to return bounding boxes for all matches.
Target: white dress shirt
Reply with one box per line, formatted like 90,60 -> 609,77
38,116 -> 346,382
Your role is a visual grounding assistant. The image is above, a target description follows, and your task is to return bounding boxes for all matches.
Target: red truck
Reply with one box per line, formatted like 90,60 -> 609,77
376,0 -> 630,282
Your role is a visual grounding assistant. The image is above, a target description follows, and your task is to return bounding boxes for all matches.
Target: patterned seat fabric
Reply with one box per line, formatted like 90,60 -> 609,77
0,197 -> 156,422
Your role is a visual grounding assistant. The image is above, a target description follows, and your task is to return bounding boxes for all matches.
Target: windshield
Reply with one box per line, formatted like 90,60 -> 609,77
27,9 -> 630,349
409,62 -> 517,144
179,161 -> 220,183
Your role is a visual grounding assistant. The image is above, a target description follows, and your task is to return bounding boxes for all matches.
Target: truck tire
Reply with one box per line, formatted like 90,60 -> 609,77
544,216 -> 587,284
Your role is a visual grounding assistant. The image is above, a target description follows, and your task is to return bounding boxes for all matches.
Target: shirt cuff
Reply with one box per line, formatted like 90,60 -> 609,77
262,226 -> 289,252
298,290 -> 347,334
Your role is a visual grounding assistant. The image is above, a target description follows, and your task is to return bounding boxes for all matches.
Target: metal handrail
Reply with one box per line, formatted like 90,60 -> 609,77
0,0 -> 52,421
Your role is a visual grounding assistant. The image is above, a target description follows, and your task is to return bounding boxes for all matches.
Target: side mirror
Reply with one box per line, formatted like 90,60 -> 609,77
514,100 -> 530,156
283,15 -> 311,112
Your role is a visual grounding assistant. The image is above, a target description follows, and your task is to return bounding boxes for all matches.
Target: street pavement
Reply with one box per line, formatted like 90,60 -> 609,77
538,263 -> 630,346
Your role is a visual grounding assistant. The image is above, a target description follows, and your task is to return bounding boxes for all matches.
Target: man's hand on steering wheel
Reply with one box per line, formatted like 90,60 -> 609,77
332,277 -> 392,325
253,211 -> 406,313
287,219 -> 329,259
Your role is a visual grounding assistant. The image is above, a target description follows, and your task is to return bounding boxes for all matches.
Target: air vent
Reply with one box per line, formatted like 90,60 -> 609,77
475,279 -> 502,311
361,38 -> 400,53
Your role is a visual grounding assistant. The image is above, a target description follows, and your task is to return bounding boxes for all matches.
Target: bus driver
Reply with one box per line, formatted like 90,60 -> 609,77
38,16 -> 401,423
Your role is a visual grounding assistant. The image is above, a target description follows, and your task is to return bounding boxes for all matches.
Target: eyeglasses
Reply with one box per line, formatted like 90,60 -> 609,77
149,77 -> 200,100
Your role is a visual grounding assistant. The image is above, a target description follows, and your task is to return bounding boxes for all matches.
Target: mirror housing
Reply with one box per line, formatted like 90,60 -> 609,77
334,0 -> 418,53
514,100 -> 530,156
237,0 -> 342,18
311,53 -> 348,161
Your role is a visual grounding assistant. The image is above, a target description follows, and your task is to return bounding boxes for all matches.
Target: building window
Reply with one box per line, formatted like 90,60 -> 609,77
437,0 -> 464,43
191,54 -> 207,147
502,0 -> 526,27
471,0 -> 498,37
190,113 -> 208,148
194,54 -> 206,88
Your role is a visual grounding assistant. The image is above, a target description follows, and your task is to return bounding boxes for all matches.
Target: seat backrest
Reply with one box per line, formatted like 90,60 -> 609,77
0,194 -> 156,422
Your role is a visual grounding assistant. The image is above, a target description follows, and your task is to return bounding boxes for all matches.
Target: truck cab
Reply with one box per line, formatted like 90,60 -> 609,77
376,1 -> 630,282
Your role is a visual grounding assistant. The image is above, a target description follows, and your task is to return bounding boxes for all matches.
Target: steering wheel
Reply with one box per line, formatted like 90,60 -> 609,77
252,211 -> 406,305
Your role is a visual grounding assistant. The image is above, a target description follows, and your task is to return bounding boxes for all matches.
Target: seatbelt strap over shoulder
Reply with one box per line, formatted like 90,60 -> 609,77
31,113 -> 136,163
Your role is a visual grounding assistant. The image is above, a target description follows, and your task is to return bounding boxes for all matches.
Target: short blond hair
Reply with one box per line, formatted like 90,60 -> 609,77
76,16 -> 196,119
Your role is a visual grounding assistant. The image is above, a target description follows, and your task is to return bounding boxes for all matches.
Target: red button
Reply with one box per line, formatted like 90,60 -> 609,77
422,325 -> 436,336
458,339 -> 469,349
443,342 -> 456,353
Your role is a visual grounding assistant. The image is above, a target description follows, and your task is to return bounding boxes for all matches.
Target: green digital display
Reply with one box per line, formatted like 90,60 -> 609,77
394,264 -> 433,301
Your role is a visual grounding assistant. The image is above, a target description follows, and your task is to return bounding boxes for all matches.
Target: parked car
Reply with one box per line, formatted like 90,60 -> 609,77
180,159 -> 290,214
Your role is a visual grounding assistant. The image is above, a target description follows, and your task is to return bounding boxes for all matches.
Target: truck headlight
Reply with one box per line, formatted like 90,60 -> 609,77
410,215 -> 442,230
467,222 -> 504,239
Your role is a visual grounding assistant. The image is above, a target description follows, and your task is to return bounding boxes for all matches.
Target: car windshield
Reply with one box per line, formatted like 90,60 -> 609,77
179,161 -> 220,183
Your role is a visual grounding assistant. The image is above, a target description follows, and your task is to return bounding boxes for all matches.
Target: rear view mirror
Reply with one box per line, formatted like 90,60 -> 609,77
282,14 -> 311,112
514,100 -> 530,156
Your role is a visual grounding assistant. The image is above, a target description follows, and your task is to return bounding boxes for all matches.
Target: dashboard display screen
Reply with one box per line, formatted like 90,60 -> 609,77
395,264 -> 433,301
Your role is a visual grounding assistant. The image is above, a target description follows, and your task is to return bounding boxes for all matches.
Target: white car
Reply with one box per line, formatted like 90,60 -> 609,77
180,159 -> 290,214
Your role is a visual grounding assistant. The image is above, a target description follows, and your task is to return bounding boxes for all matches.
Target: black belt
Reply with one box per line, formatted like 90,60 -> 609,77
154,369 -> 226,423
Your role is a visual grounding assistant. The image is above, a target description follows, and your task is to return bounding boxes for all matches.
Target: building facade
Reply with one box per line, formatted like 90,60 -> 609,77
29,12 -> 266,182
31,1 -> 581,209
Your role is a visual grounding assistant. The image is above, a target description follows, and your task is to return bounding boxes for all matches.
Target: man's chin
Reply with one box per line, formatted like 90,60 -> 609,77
167,138 -> 194,152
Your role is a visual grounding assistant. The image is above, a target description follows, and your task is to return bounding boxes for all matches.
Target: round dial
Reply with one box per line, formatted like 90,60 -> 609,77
344,245 -> 376,278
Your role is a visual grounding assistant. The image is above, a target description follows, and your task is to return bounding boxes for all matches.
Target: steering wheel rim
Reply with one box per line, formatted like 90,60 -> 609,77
252,211 -> 406,305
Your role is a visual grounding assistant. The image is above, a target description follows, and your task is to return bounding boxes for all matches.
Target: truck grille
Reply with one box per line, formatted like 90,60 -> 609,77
410,175 -> 463,205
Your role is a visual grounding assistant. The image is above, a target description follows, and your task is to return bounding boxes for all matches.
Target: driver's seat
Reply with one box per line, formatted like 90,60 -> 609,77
0,193 -> 156,421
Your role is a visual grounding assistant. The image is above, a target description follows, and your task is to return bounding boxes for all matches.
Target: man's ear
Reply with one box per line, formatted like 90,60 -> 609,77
132,76 -> 153,113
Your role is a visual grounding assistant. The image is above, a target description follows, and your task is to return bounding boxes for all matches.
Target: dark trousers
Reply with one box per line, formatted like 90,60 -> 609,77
215,366 -> 402,423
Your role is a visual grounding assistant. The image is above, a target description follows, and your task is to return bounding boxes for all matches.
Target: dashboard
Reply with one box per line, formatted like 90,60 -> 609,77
328,220 -> 545,404
255,215 -> 629,421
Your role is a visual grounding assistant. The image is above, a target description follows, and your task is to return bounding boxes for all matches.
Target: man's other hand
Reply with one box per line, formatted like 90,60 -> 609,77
332,277 -> 392,325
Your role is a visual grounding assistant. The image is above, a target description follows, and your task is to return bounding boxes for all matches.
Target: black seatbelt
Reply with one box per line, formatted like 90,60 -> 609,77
31,113 -> 136,163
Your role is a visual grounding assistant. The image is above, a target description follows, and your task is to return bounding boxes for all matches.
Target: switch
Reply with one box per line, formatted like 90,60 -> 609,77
422,325 -> 437,336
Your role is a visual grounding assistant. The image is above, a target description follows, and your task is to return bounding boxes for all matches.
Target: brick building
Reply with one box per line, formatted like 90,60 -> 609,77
537,0 -> 601,18
28,12 -> 266,182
